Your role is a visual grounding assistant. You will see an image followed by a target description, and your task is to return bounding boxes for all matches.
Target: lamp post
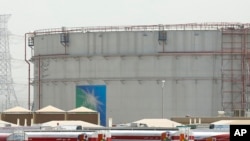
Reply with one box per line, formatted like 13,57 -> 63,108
246,63 -> 249,115
161,80 -> 165,118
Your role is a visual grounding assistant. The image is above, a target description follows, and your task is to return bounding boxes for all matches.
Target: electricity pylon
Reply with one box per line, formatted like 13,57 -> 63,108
0,14 -> 19,110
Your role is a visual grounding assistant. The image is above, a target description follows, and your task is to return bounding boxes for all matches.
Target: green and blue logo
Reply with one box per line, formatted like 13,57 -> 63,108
76,85 -> 106,126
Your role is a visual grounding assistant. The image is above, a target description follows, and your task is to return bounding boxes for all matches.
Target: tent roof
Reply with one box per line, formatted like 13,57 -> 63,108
41,120 -> 102,128
67,106 -> 97,113
131,118 -> 183,128
3,106 -> 31,113
35,105 -> 65,113
0,120 -> 19,127
211,120 -> 250,125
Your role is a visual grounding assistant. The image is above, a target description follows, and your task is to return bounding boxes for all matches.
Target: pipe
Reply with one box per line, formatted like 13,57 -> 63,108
38,55 -> 41,109
158,51 -> 250,55
24,33 -> 31,110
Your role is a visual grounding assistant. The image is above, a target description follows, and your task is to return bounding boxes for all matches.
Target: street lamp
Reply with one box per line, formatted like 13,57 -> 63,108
246,63 -> 249,115
161,80 -> 165,118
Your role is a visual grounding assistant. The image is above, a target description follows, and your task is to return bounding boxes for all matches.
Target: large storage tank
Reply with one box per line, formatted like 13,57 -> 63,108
26,23 -> 250,126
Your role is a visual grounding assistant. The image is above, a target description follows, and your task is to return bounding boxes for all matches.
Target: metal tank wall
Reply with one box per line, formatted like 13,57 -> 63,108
31,30 -> 222,125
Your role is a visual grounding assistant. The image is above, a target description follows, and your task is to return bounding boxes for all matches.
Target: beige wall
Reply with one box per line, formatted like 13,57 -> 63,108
66,113 -> 98,124
0,112 -> 99,126
1,113 -> 33,126
34,113 -> 65,124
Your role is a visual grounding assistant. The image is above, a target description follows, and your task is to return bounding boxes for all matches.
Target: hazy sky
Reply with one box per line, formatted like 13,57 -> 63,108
1,0 -> 250,35
0,0 -> 250,109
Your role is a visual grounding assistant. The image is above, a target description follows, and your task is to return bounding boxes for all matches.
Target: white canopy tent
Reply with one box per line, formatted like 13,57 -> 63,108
35,105 -> 65,113
128,118 -> 183,128
41,120 -> 103,130
67,106 -> 97,113
0,120 -> 19,127
3,106 -> 31,113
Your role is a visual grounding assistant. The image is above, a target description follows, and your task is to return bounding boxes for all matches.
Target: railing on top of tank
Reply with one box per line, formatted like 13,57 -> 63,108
32,22 -> 250,35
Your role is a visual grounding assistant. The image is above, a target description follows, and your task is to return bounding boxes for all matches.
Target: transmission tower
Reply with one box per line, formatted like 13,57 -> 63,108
0,14 -> 18,110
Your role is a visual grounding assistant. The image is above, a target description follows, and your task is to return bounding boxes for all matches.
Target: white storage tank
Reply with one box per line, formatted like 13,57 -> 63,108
26,23 -> 250,126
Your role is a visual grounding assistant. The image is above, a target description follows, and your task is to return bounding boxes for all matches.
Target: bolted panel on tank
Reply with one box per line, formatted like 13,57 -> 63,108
34,34 -> 65,55
33,30 -> 221,57
34,31 -> 166,56
32,56 -> 221,120
162,30 -> 221,52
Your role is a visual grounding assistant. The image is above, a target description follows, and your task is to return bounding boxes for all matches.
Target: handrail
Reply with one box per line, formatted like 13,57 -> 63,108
32,22 -> 250,36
